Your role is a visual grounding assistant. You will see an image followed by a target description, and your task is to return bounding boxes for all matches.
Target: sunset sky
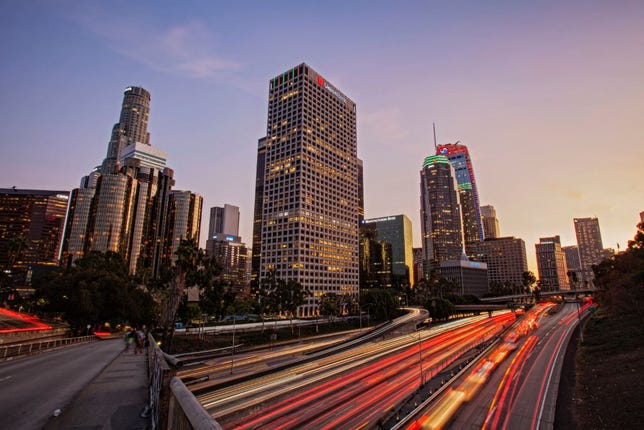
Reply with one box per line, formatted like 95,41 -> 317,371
1,0 -> 642,273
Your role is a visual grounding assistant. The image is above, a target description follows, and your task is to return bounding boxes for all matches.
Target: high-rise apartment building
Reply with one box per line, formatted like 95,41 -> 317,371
470,236 -> 528,288
480,205 -> 500,239
435,143 -> 484,251
573,217 -> 604,287
62,86 -> 186,276
362,215 -> 414,287
420,154 -> 464,274
209,204 -> 240,239
254,63 -> 359,316
0,188 -> 69,286
535,235 -> 570,291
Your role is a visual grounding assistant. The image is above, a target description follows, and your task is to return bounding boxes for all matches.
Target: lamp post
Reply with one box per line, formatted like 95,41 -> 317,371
576,297 -> 584,343
418,331 -> 424,388
230,315 -> 236,374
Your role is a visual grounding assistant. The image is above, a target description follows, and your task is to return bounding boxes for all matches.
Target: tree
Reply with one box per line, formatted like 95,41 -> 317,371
426,297 -> 455,321
319,293 -> 343,318
257,270 -> 309,318
36,251 -> 156,332
159,238 -> 200,343
360,289 -> 398,321
522,271 -> 537,292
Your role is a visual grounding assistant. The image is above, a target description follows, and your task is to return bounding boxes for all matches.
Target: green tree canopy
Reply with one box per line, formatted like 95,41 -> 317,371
36,251 -> 156,331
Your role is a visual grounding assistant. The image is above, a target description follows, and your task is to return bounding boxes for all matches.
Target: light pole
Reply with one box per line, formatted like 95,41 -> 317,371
230,316 -> 236,374
576,298 -> 584,344
418,331 -> 424,387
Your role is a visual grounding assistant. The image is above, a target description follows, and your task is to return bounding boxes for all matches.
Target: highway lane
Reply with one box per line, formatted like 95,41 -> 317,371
412,302 -> 586,430
197,313 -> 514,429
0,339 -> 123,429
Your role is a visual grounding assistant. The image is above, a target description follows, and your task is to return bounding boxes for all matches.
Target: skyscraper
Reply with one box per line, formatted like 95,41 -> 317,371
435,143 -> 484,250
255,63 -> 359,316
480,205 -> 500,239
470,236 -> 528,289
574,217 -> 604,287
209,204 -> 240,239
362,215 -> 414,287
0,188 -> 69,286
166,191 -> 203,262
535,235 -> 570,291
250,137 -> 267,289
61,86 -> 184,276
420,154 -> 464,274
562,245 -> 582,288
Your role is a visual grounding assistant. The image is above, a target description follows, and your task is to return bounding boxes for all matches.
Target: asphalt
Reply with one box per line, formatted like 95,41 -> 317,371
44,340 -> 150,430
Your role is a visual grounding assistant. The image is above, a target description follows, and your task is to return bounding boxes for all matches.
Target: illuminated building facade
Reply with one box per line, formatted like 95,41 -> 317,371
255,63 -> 359,316
0,188 -> 69,285
420,154 -> 464,274
439,258 -> 488,297
362,215 -> 414,287
470,236 -> 528,288
535,235 -> 570,291
435,143 -> 484,252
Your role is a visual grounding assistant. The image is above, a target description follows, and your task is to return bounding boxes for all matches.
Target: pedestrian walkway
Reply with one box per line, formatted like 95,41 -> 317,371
45,342 -> 149,430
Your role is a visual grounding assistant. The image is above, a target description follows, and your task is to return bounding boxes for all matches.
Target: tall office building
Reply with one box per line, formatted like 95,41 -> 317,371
0,188 -> 69,286
61,86 -> 183,276
102,86 -> 151,173
420,154 -> 464,274
535,235 -> 570,291
435,143 -> 484,251
470,236 -> 528,288
362,215 -> 414,287
562,245 -> 582,288
412,247 -> 424,286
480,205 -> 500,239
574,217 -> 604,287
359,223 -> 392,289
209,204 -> 240,238
250,137 -> 267,289
166,191 -> 203,263
357,158 -> 364,223
255,63 -> 359,316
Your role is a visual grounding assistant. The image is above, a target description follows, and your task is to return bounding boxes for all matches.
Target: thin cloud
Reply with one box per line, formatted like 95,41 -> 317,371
360,107 -> 409,143
74,7 -> 240,79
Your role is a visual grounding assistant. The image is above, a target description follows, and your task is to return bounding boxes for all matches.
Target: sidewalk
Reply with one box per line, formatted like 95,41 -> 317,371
45,343 -> 149,430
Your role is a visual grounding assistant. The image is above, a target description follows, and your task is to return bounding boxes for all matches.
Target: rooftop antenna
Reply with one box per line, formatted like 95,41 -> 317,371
433,122 -> 437,149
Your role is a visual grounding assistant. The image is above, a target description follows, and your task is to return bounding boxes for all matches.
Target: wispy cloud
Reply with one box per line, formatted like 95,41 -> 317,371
360,107 -> 409,144
74,7 -> 240,79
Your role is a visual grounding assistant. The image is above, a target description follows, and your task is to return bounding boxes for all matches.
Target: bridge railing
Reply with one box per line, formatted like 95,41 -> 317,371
0,335 -> 96,360
147,333 -> 222,430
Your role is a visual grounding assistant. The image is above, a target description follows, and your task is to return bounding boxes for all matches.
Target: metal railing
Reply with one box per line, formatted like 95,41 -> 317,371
148,333 -> 222,430
1,335 -> 96,360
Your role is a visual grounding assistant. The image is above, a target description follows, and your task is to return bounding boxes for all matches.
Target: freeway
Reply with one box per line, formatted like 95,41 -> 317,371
192,311 -> 514,429
405,301 -> 590,430
0,339 -> 123,429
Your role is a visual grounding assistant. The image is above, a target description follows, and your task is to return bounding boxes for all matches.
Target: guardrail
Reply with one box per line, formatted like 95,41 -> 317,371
0,335 -> 96,360
147,334 -> 222,430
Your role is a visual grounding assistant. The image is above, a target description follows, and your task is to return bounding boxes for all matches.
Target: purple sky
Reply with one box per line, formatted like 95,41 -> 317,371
1,1 -> 643,272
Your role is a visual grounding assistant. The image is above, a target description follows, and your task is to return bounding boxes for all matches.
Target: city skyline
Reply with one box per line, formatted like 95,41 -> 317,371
1,1 -> 643,273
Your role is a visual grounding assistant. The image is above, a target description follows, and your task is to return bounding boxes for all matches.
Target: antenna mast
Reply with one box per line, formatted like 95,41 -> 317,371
433,122 -> 437,149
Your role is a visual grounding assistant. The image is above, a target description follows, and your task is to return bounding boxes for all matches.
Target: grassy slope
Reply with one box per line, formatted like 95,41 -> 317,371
575,309 -> 644,429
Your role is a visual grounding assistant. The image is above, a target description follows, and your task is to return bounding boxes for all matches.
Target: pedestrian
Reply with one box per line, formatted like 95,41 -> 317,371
134,327 -> 145,354
124,329 -> 135,351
